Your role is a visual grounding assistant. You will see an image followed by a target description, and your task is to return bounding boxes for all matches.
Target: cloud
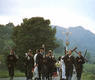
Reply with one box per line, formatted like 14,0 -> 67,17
0,0 -> 95,33
0,7 -> 95,33
0,0 -> 19,15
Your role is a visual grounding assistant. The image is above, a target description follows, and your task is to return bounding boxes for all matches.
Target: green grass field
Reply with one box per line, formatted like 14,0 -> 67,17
82,73 -> 95,80
0,70 -> 25,78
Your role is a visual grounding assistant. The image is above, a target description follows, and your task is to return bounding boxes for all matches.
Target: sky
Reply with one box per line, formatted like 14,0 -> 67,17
0,0 -> 95,33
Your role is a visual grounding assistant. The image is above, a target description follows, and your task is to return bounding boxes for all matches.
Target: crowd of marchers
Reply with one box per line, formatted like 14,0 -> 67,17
7,47 -> 86,80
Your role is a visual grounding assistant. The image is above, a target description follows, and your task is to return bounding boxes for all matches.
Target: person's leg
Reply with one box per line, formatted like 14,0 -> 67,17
61,78 -> 66,80
29,69 -> 33,80
68,74 -> 72,80
8,67 -> 11,77
77,77 -> 80,80
77,73 -> 81,80
9,67 -> 14,80
11,67 -> 14,77
68,69 -> 73,80
42,73 -> 44,80
49,72 -> 52,80
10,77 -> 13,80
25,70 -> 28,80
79,73 -> 82,80
35,77 -> 39,80
38,66 -> 41,80
38,72 -> 41,80
65,69 -> 69,80
77,75 -> 81,80
46,72 -> 49,80
27,68 -> 33,80
66,75 -> 68,80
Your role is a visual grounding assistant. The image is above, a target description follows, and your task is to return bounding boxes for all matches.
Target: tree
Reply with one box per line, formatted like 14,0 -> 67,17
12,17 -> 59,71
0,23 -> 14,70
0,23 -> 14,55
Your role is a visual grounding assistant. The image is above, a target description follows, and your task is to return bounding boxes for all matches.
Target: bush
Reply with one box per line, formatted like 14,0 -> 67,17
82,73 -> 95,80
84,63 -> 95,74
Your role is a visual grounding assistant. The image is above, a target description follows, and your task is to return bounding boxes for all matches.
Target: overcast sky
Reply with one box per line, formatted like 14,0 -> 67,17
0,0 -> 95,33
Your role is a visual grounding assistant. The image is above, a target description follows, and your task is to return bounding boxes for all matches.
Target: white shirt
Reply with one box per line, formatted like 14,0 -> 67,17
34,53 -> 38,65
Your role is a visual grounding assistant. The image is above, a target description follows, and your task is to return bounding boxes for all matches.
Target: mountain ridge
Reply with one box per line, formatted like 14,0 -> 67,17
52,25 -> 95,61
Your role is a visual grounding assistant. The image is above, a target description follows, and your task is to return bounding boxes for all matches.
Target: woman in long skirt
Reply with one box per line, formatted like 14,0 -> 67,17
61,56 -> 66,80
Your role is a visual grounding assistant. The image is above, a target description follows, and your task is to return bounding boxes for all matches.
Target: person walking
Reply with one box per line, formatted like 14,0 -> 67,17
76,51 -> 85,80
24,49 -> 34,80
64,49 -> 76,80
7,49 -> 18,80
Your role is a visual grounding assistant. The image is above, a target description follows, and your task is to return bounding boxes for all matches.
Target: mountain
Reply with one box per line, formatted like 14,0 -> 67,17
53,25 -> 95,62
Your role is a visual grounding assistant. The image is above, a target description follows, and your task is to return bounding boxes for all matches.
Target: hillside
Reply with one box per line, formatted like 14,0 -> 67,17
53,26 -> 95,62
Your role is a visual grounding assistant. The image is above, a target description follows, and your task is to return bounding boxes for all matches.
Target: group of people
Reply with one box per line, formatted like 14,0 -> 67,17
56,48 -> 86,80
24,48 -> 57,80
6,47 -> 86,80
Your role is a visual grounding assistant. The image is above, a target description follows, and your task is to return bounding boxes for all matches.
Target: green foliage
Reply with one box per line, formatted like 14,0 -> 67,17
0,23 -> 15,71
0,23 -> 14,55
84,63 -> 95,74
82,73 -> 95,80
81,63 -> 95,80
86,52 -> 91,63
12,17 -> 58,54
12,17 -> 59,71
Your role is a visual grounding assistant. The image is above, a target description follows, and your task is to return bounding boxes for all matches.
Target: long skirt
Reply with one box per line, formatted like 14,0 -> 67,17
33,66 -> 39,79
62,64 -> 66,79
